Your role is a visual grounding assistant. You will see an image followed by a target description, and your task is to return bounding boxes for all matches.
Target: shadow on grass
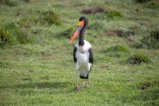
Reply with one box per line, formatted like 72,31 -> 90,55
0,81 -> 72,89
17,82 -> 71,89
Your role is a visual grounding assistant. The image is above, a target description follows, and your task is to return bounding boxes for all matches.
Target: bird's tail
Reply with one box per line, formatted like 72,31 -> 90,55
80,71 -> 89,79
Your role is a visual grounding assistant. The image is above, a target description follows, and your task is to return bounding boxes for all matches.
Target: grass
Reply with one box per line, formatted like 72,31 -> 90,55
0,0 -> 159,106
140,26 -> 159,49
125,52 -> 151,64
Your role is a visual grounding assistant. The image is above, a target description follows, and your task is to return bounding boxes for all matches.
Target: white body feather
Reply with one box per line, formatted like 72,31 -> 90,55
75,40 -> 92,77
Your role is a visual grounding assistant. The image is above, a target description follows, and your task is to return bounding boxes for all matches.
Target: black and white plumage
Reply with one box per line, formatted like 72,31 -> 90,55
73,41 -> 93,79
70,16 -> 93,89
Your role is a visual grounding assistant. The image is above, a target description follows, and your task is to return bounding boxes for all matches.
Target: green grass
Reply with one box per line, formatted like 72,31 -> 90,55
0,0 -> 159,106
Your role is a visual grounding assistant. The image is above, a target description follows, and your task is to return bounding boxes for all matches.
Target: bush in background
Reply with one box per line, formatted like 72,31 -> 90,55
0,0 -> 18,6
0,22 -> 33,45
103,45 -> 129,58
0,23 -> 18,45
144,0 -> 159,9
135,0 -> 152,3
106,10 -> 124,20
140,27 -> 159,49
60,27 -> 74,38
126,53 -> 151,64
42,10 -> 62,26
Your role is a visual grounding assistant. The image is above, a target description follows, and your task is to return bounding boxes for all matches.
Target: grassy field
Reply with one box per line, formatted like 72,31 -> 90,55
0,0 -> 159,106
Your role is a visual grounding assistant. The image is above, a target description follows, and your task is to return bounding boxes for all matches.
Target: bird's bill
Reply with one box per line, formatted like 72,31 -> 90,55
70,25 -> 83,43
70,31 -> 79,43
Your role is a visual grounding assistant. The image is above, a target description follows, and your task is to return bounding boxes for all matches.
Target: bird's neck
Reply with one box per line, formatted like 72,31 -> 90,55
78,27 -> 85,46
78,34 -> 84,46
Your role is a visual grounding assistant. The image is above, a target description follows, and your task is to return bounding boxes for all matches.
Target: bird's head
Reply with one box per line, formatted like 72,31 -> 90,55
70,16 -> 88,43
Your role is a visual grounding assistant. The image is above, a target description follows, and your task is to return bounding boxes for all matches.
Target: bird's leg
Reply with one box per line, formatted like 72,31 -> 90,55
75,70 -> 80,91
87,71 -> 91,87
76,70 -> 78,87
82,80 -> 89,88
88,77 -> 90,85
82,81 -> 86,88
87,64 -> 92,86
87,76 -> 90,87
82,73 -> 90,88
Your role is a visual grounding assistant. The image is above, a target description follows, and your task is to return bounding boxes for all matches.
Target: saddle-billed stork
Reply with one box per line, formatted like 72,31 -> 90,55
70,16 -> 93,90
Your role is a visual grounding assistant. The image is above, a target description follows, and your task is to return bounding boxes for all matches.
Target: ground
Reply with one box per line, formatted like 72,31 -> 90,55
0,0 -> 159,106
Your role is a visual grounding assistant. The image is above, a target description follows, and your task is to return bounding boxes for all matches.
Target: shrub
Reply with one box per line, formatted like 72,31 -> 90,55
17,28 -> 32,44
23,0 -> 30,3
140,27 -> 159,49
0,23 -> 18,45
106,10 -> 123,20
18,9 -> 62,26
0,22 -> 33,45
132,42 -> 144,49
43,10 -> 61,25
135,0 -> 152,3
17,17 -> 36,28
0,0 -> 18,6
57,27 -> 74,39
126,53 -> 151,64
81,7 -> 105,14
106,45 -> 129,53
88,20 -> 104,31
144,0 -> 159,9
103,45 -> 129,58
106,29 -> 135,38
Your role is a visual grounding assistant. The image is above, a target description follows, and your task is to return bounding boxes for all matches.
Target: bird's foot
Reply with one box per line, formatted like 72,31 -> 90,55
82,82 -> 86,88
75,85 -> 80,91
82,82 -> 90,88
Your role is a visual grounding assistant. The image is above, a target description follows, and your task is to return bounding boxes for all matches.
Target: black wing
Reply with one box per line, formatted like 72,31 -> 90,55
73,47 -> 77,63
88,48 -> 93,64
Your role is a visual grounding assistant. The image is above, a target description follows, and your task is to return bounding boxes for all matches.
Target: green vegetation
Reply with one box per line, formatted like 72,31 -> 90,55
135,0 -> 152,3
0,0 -> 159,106
126,52 -> 151,64
106,10 -> 124,20
103,45 -> 129,58
42,9 -> 62,26
0,22 -> 33,45
0,0 -> 18,6
59,27 -> 75,38
141,26 -> 159,49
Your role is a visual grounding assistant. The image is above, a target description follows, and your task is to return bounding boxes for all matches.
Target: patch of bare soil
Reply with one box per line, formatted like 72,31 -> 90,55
81,7 -> 105,14
105,30 -> 135,41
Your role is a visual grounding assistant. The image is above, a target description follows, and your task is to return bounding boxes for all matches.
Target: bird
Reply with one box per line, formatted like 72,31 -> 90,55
70,16 -> 93,90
